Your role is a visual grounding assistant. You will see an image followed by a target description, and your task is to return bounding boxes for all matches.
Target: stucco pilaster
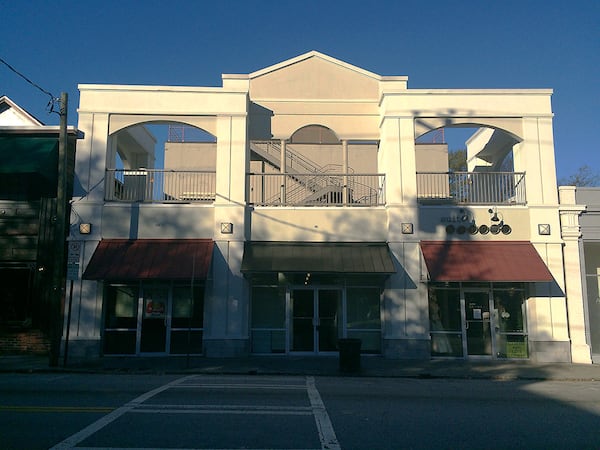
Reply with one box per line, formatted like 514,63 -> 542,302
379,117 -> 417,205
215,114 -> 248,206
75,112 -> 109,202
204,240 -> 248,356
384,242 -> 427,337
382,241 -> 429,358
206,113 -> 249,355
515,117 -> 558,205
559,187 -> 591,363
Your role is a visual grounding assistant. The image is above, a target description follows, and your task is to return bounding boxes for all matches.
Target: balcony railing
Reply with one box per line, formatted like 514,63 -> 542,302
417,171 -> 526,205
248,173 -> 385,206
106,169 -> 216,203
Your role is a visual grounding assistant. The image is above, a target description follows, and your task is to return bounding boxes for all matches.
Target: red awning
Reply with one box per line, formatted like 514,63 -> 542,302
83,239 -> 214,280
420,241 -> 554,282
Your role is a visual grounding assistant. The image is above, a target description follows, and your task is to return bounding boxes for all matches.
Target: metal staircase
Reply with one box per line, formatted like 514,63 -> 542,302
250,141 -> 355,204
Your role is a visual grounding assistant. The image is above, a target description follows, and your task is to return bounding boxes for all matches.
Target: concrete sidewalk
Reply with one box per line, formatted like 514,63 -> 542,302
2,354 -> 600,381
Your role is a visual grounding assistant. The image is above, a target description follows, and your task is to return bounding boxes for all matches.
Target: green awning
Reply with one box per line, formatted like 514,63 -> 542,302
0,136 -> 58,179
241,242 -> 396,274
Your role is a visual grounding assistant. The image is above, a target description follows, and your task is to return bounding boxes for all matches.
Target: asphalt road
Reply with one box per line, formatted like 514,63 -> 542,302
1,373 -> 599,449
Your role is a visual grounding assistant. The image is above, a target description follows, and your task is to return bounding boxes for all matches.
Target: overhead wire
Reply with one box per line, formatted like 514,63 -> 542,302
0,56 -> 58,114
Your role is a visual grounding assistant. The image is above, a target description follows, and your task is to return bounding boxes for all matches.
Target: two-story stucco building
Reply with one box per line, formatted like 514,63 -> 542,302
65,51 -> 589,363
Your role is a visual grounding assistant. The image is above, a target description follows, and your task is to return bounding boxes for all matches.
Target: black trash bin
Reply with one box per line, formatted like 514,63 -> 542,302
338,338 -> 361,373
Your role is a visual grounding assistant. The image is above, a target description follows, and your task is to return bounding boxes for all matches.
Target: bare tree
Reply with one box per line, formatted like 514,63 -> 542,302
559,165 -> 600,187
448,149 -> 467,172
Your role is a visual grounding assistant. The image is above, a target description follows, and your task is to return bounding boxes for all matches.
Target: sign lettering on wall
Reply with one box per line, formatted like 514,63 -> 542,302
67,241 -> 81,280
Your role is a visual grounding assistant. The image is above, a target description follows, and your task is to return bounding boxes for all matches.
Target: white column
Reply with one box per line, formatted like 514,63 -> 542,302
559,187 -> 591,363
280,140 -> 286,203
342,139 -> 348,205
515,117 -> 558,206
205,113 -> 249,356
280,139 -> 286,173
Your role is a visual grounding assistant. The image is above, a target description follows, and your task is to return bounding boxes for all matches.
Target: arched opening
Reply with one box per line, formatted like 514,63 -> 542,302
107,122 -> 217,203
415,125 -> 524,205
290,125 -> 340,144
249,124 -> 382,206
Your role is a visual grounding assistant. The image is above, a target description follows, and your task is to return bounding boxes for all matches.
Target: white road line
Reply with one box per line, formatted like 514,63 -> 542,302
49,375 -> 195,450
174,383 -> 306,390
135,403 -> 313,411
306,376 -> 341,450
130,401 -> 313,414
50,374 -> 336,450
133,409 -> 313,415
74,448 -> 321,450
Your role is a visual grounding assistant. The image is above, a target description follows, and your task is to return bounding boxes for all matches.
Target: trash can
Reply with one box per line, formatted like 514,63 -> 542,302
338,338 -> 361,373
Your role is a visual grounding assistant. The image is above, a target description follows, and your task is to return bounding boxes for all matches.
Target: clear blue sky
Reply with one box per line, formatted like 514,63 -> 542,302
2,0 -> 598,180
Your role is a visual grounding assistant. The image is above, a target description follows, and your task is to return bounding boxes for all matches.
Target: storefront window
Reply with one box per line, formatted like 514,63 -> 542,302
170,284 -> 204,354
428,286 -> 463,357
493,287 -> 528,359
104,284 -> 138,354
250,274 -> 385,355
103,282 -> 205,355
584,243 -> 600,357
346,287 -> 381,353
251,286 -> 286,353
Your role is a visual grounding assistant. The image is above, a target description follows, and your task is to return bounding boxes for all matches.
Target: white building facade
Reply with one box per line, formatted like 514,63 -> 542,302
65,52 -> 586,363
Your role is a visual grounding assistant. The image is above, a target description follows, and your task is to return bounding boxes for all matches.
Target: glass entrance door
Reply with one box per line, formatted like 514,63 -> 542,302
317,289 -> 341,352
464,291 -> 492,356
291,289 -> 314,352
140,285 -> 169,353
291,288 -> 341,353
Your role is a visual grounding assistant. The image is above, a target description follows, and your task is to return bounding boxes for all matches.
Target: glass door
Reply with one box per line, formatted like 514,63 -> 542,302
290,288 -> 342,353
464,291 -> 493,356
139,285 -> 169,353
317,289 -> 341,352
291,289 -> 315,352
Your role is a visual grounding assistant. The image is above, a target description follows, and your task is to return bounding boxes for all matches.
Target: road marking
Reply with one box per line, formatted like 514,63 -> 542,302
49,375 -> 195,450
0,405 -> 113,413
306,376 -> 341,450
134,403 -> 313,414
133,409 -> 312,415
48,375 -> 337,450
73,448 -> 321,450
174,383 -> 306,390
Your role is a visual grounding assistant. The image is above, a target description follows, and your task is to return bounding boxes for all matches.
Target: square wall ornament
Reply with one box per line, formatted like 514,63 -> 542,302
79,223 -> 92,235
401,223 -> 414,234
221,222 -> 233,234
538,224 -> 551,235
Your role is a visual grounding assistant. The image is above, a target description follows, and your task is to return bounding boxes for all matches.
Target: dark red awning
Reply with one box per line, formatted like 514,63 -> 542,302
420,241 -> 554,282
83,239 -> 214,280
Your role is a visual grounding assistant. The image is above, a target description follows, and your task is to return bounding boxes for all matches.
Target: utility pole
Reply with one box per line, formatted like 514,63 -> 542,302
49,92 -> 68,366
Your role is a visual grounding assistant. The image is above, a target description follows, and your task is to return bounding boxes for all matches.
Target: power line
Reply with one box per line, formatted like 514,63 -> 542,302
0,56 -> 58,113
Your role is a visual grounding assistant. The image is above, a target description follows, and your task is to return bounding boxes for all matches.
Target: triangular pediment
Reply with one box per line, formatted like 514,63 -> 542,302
248,51 -> 381,100
0,96 -> 44,126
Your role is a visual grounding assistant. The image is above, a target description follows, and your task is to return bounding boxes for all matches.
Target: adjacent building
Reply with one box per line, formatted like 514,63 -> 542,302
0,96 -> 80,357
65,51 -> 588,363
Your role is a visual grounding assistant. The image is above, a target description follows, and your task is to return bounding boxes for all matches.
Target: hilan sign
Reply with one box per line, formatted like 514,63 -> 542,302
440,210 -> 472,224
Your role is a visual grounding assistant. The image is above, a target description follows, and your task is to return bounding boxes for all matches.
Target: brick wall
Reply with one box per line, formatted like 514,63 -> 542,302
0,329 -> 50,355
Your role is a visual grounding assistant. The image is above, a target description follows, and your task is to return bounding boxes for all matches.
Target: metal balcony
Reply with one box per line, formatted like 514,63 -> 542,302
417,172 -> 526,205
105,169 -> 216,203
